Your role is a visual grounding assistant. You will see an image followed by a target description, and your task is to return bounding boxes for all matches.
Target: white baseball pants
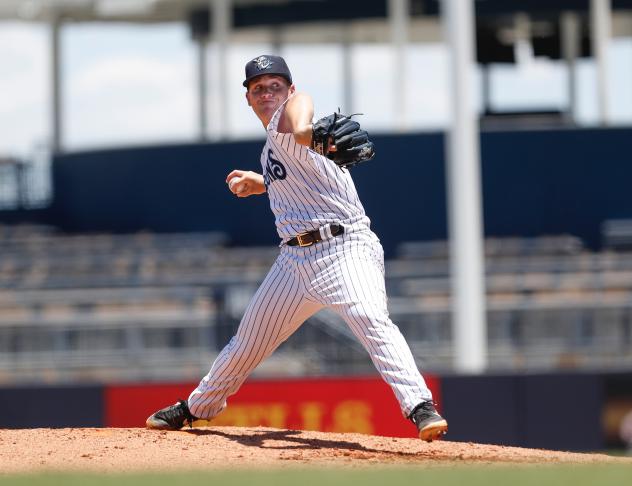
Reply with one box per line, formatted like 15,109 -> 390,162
188,229 -> 433,419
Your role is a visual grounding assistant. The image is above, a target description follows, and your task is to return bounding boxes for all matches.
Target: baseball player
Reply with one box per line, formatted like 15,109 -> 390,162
146,54 -> 448,441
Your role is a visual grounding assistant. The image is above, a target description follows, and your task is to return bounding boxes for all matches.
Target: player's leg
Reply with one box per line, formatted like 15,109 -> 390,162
146,256 -> 321,429
333,282 -> 433,416
186,258 -> 321,421
322,235 -> 447,440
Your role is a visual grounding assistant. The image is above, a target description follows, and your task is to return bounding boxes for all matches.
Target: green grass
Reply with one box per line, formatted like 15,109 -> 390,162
1,465 -> 632,486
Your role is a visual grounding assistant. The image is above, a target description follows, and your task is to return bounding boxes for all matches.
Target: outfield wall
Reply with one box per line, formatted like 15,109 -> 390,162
2,372 -> 631,452
48,127 -> 632,255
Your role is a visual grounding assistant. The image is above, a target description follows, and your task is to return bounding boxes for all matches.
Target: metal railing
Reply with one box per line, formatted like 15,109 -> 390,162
0,148 -> 52,210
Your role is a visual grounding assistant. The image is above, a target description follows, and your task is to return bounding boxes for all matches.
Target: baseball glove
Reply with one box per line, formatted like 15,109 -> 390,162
311,111 -> 375,168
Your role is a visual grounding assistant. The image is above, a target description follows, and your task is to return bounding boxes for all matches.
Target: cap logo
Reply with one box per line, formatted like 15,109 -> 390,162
253,56 -> 273,71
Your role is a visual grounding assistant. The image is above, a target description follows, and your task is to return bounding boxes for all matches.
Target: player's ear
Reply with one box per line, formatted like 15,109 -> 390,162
245,91 -> 252,106
289,84 -> 296,95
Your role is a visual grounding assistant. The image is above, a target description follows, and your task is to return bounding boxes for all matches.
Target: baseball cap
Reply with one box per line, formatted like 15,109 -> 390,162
243,55 -> 292,88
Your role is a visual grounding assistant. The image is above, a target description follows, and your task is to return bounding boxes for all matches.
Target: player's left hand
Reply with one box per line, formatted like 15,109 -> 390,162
311,112 -> 376,169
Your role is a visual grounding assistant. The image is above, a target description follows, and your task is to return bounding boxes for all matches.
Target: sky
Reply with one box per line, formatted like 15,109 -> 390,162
0,20 -> 631,159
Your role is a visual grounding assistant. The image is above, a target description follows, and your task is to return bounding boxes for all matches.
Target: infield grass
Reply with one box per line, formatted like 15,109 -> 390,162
1,464 -> 631,486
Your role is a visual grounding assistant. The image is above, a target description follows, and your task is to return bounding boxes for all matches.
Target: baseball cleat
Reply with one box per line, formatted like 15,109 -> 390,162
146,399 -> 197,430
409,400 -> 448,442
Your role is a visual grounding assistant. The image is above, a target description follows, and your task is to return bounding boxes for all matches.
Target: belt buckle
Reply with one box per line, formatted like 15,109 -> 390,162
296,232 -> 314,247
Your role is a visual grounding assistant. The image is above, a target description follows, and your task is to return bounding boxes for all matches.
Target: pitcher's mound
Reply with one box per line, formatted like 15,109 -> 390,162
0,426 -> 629,474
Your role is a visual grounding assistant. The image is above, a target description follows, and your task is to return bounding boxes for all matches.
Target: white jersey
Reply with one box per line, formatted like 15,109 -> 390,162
261,97 -> 371,242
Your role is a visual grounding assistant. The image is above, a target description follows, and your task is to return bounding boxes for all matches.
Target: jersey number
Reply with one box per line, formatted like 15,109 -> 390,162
263,149 -> 287,187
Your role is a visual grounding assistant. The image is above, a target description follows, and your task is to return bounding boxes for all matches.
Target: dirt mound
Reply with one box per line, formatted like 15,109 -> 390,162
0,427 -> 629,474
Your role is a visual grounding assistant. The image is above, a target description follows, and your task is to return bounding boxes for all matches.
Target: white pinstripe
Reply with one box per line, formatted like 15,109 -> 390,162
188,98 -> 433,420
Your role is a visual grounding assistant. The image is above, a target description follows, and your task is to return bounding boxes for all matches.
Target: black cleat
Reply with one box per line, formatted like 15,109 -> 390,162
146,399 -> 197,430
409,400 -> 448,442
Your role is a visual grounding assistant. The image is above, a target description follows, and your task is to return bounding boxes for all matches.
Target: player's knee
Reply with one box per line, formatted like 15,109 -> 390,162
345,304 -> 389,323
227,336 -> 267,363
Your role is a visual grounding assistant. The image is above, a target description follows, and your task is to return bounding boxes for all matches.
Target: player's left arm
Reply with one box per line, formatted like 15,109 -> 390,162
283,92 -> 314,147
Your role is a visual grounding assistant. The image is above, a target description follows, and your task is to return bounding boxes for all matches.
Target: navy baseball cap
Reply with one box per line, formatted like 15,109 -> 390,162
243,55 -> 292,88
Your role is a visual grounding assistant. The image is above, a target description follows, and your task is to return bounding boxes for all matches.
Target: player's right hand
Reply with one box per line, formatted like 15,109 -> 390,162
226,170 -> 266,197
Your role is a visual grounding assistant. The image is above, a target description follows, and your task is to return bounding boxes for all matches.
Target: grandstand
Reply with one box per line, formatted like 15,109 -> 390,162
1,224 -> 631,385
1,0 -> 632,383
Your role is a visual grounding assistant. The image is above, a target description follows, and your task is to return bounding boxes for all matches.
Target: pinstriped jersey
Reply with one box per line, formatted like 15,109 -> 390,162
261,97 -> 372,242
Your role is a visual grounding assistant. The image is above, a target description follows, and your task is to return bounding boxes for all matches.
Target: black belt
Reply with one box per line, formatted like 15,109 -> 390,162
287,224 -> 345,247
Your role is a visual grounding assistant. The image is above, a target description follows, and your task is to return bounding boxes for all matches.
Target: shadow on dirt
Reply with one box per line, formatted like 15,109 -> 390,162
184,428 -> 417,457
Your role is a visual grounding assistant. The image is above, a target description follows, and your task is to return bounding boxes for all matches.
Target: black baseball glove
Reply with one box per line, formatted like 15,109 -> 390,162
311,112 -> 375,168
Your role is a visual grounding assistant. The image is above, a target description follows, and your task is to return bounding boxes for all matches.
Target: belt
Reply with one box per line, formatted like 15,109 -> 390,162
287,224 -> 345,247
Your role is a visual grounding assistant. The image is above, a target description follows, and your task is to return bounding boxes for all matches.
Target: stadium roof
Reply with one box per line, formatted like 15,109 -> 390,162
2,1 -> 632,25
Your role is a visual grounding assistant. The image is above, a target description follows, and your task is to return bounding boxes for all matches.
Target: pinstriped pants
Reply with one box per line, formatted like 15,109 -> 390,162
188,229 -> 433,420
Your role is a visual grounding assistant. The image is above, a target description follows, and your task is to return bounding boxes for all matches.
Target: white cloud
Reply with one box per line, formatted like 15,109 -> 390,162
65,55 -> 197,148
569,38 -> 632,125
0,23 -> 48,155
490,60 -> 567,111
72,56 -> 187,95
62,24 -> 197,150
66,88 -> 196,149
405,44 -> 451,129
0,23 -> 48,77
609,38 -> 632,123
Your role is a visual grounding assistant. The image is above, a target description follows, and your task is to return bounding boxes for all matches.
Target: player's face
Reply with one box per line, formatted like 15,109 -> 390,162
246,75 -> 295,125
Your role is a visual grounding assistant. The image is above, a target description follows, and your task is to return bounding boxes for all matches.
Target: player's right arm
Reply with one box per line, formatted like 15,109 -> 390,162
283,93 -> 340,155
282,92 -> 314,147
226,170 -> 266,197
